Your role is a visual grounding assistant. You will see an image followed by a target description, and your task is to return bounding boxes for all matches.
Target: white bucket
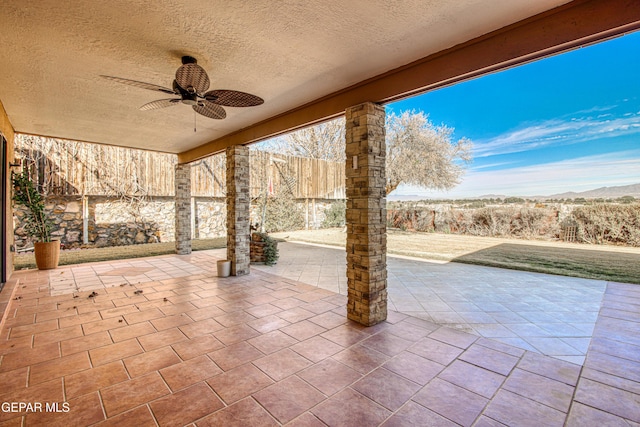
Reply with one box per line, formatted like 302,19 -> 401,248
216,260 -> 231,277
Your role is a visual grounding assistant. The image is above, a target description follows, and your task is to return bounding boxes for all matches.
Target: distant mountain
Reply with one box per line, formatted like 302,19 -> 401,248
387,194 -> 425,201
546,183 -> 640,199
387,183 -> 640,201
475,194 -> 508,200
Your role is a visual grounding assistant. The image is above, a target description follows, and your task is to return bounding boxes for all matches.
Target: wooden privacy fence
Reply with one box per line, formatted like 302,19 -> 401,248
15,135 -> 346,199
191,150 -> 346,199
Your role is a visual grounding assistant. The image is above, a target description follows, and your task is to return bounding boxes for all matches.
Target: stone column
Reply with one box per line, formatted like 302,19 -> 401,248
226,145 -> 250,276
345,102 -> 387,326
175,163 -> 192,255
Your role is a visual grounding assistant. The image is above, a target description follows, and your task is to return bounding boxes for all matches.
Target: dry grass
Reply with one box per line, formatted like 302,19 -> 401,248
271,229 -> 640,284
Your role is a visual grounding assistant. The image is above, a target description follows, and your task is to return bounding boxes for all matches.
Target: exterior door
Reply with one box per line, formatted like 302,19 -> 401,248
1,134 -> 6,285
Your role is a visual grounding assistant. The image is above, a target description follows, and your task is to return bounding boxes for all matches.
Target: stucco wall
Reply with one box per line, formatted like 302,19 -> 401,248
1,99 -> 15,280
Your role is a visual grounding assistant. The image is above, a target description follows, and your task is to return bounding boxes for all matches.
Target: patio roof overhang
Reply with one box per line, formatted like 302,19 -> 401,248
0,0 -> 638,163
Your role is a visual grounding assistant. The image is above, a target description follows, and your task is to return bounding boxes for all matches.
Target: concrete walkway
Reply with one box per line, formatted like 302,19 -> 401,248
252,242 -> 606,365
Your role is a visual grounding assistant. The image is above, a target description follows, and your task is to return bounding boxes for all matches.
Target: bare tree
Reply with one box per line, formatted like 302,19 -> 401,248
260,118 -> 346,162
257,110 -> 472,195
385,111 -> 472,194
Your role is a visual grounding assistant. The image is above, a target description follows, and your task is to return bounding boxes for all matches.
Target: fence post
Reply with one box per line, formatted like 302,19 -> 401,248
305,198 -> 309,230
82,195 -> 89,245
312,198 -> 317,229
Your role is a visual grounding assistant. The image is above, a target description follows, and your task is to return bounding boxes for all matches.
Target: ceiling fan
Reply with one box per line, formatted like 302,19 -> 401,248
101,56 -> 264,120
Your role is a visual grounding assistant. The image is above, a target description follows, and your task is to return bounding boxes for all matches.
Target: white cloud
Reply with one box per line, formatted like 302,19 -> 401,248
473,112 -> 640,158
395,150 -> 640,198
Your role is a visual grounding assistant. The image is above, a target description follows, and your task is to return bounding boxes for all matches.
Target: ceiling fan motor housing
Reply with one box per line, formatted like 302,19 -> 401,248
173,80 -> 198,105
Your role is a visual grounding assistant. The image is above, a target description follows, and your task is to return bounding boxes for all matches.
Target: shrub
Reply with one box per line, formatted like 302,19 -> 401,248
570,203 -> 640,246
322,201 -> 346,228
264,191 -> 305,232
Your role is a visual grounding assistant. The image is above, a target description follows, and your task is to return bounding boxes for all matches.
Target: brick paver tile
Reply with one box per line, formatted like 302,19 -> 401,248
29,351 -> 91,385
91,405 -> 157,427
137,328 -> 187,352
459,344 -> 519,376
381,401 -> 458,427
408,337 -> 464,365
197,397 -> 279,427
149,382 -> 224,427
332,344 -> 390,374
65,361 -> 129,399
312,388 -> 391,427
248,330 -> 298,354
517,351 -> 581,386
439,360 -> 506,398
25,391 -> 105,426
159,354 -> 222,391
573,377 -> 640,423
413,378 -> 488,426
254,376 -> 325,424
109,321 -> 156,342
208,341 -> 265,371
383,351 -> 445,385
61,331 -> 112,356
0,341 -> 60,372
253,348 -> 313,381
89,338 -> 143,366
484,389 -> 567,427
123,346 -> 181,377
503,368 -> 574,412
207,363 -> 274,404
353,367 -> 421,411
101,372 -> 170,417
172,334 -> 224,360
290,336 -> 343,362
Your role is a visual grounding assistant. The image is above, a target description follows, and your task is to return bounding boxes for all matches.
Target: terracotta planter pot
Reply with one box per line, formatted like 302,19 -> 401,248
34,241 -> 61,270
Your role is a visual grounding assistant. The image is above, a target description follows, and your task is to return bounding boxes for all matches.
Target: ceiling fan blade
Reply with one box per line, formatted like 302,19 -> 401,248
140,98 -> 181,111
203,90 -> 264,107
175,63 -> 210,94
193,101 -> 226,119
101,75 -> 176,95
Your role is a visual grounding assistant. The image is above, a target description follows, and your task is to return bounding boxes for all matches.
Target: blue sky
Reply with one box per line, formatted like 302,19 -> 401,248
389,30 -> 640,199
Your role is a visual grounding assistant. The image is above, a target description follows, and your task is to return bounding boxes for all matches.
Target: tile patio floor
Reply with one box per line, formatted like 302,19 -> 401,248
0,246 -> 638,426
253,243 -> 606,365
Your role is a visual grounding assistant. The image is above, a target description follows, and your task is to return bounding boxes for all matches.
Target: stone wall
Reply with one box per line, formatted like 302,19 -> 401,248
13,196 -> 176,250
91,197 -> 174,247
193,198 -> 227,238
13,195 -> 344,250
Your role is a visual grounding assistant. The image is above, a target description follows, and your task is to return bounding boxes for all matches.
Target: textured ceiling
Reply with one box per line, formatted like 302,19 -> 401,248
0,0 -> 570,154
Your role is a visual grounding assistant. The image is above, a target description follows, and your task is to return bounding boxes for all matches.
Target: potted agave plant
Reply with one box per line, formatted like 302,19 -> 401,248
12,170 -> 60,269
